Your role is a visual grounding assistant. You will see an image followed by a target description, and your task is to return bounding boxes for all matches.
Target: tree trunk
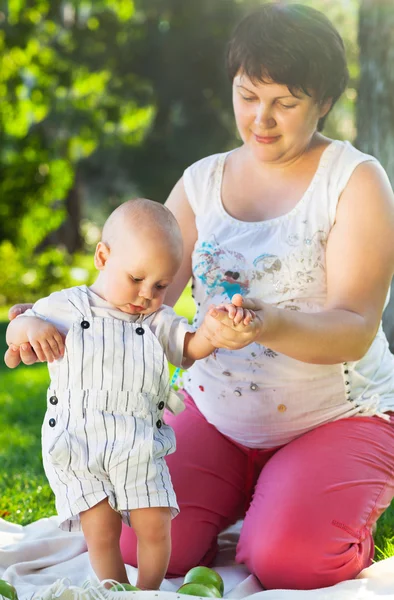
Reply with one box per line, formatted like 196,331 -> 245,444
356,0 -> 394,352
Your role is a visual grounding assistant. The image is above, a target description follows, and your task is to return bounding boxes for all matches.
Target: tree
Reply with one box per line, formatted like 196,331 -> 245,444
356,0 -> 394,351
0,0 -> 154,302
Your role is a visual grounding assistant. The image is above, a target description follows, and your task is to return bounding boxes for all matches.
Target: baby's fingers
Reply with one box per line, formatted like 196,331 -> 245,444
30,341 -> 49,363
41,339 -> 57,363
233,307 -> 247,325
45,335 -> 64,360
243,309 -> 256,325
51,332 -> 65,358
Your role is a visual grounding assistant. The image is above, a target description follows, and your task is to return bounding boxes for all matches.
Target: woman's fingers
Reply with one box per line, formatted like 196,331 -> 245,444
30,341 -> 48,363
230,294 -> 244,307
246,299 -> 264,311
20,343 -> 39,365
8,304 -> 34,321
4,345 -> 22,369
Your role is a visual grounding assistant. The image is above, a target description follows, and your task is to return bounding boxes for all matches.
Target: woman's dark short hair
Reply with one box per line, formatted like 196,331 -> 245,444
227,3 -> 349,131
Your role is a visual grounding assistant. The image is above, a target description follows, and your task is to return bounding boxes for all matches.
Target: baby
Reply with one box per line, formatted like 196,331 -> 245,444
6,199 -> 253,590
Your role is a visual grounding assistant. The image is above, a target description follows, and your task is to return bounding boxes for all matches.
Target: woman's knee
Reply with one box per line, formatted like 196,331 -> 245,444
237,518 -> 372,590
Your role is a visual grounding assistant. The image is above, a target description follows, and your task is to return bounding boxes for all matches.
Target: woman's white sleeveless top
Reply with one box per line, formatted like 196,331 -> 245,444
182,140 -> 394,448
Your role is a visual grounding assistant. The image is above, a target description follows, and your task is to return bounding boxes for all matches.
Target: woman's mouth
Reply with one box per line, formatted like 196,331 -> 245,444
253,134 -> 280,144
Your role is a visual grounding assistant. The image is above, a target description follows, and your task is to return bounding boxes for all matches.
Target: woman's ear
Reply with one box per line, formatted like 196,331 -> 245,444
319,97 -> 333,118
94,242 -> 110,270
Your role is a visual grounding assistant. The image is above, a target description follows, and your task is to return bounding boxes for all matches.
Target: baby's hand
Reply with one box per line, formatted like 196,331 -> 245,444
200,296 -> 261,350
24,320 -> 65,363
208,298 -> 255,327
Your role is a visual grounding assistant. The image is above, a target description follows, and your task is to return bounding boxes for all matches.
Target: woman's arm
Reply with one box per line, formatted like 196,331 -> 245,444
164,177 -> 198,307
203,161 -> 394,364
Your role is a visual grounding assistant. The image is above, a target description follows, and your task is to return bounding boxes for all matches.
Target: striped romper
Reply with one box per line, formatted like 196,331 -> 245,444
41,286 -> 184,531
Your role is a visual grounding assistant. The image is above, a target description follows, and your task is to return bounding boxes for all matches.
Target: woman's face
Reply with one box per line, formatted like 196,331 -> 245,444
232,72 -> 331,165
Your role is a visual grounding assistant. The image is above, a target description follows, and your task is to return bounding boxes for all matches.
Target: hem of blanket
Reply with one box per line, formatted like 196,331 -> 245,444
57,491 -> 179,531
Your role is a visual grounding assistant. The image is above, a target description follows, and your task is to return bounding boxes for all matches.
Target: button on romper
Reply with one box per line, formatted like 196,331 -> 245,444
42,286 -> 179,531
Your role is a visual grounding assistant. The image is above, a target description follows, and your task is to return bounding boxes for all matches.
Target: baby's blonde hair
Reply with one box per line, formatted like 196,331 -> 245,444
102,198 -> 183,257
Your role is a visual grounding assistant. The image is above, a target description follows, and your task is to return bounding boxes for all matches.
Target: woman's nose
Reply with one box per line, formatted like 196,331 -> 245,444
254,104 -> 275,127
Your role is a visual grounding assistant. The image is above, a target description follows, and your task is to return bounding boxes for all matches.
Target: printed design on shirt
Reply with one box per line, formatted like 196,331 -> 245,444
193,237 -> 250,298
208,345 -> 279,387
251,230 -> 327,295
193,230 -> 327,300
244,345 -> 279,372
266,229 -> 327,296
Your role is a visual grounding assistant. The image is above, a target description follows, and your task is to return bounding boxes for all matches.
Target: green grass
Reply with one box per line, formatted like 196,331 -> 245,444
0,289 -> 393,563
0,325 -> 56,523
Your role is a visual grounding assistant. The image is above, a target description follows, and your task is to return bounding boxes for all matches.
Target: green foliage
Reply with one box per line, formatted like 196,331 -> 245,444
0,0 -> 359,306
0,244 -> 97,304
0,0 -> 155,304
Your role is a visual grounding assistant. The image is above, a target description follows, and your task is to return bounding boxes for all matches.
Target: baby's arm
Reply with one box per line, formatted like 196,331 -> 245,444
183,301 -> 255,361
6,316 -> 65,364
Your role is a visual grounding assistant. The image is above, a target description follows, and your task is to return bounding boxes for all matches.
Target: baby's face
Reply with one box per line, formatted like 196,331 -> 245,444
98,234 -> 181,316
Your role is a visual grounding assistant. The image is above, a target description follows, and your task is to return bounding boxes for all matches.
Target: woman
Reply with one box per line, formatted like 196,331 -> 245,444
120,3 -> 394,590
7,3 -> 394,591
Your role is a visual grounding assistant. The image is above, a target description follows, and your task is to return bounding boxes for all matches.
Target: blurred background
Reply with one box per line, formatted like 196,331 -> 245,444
0,0 -> 393,346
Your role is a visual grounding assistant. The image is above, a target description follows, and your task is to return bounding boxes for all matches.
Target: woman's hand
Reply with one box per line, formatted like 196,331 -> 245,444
4,304 -> 38,368
201,294 -> 264,350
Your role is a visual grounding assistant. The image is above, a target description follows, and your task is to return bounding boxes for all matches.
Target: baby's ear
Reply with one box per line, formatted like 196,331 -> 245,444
94,242 -> 110,270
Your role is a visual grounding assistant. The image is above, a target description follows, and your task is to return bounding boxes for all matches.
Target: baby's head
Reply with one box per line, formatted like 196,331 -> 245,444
93,198 -> 183,315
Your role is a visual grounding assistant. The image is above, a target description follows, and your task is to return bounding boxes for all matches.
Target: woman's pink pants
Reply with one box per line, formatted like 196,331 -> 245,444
120,393 -> 394,590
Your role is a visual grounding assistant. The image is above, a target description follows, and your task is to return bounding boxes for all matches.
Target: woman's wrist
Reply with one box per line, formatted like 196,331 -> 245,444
253,303 -> 279,346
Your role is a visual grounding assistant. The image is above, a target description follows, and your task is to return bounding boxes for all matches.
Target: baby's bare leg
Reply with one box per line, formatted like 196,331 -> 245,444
129,507 -> 172,590
80,498 -> 129,587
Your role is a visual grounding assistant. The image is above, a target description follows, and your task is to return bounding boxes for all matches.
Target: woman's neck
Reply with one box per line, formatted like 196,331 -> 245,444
238,133 -> 331,178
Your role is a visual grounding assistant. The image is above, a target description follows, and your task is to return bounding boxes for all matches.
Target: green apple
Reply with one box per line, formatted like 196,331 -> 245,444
0,580 -> 18,600
177,583 -> 222,598
109,583 -> 139,592
184,567 -> 224,596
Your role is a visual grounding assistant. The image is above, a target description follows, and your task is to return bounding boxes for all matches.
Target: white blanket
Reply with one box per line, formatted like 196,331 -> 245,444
0,517 -> 393,600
